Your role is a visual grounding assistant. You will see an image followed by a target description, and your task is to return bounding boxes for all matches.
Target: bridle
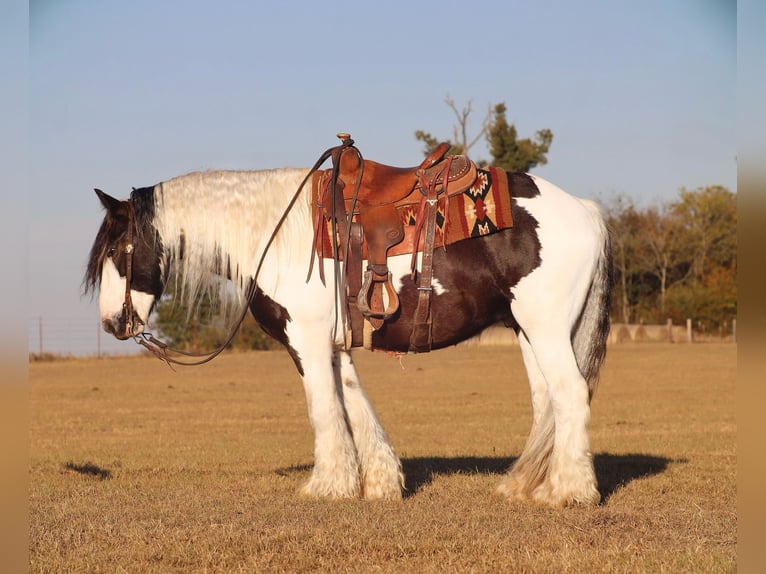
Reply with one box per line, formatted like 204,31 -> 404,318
121,200 -> 137,339
119,136 -> 360,367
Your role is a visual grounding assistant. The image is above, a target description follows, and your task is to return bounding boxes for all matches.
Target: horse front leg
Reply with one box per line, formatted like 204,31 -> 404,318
334,350 -> 404,500
293,337 -> 361,499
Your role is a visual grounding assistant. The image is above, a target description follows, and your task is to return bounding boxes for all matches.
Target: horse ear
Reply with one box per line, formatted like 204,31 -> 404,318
94,188 -> 122,213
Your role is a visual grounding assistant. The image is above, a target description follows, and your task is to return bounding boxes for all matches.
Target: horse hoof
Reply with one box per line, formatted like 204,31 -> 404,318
299,474 -> 361,500
531,482 -> 601,507
361,478 -> 404,501
360,456 -> 405,500
495,476 -> 533,502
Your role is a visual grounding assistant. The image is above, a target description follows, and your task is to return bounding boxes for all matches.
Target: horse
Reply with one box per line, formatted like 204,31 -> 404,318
83,143 -> 612,507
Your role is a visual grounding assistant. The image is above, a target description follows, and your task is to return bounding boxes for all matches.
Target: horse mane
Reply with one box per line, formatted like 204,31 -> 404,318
153,168 -> 310,319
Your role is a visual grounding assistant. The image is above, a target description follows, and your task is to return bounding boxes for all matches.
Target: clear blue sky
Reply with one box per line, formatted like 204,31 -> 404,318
20,0 -> 739,354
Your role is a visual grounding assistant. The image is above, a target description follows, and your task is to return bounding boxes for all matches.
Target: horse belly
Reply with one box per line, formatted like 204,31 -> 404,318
369,237 -> 517,352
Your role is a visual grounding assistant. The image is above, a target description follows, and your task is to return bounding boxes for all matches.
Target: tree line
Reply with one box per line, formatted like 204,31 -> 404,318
603,185 -> 736,334
417,97 -> 737,334
153,98 -> 735,349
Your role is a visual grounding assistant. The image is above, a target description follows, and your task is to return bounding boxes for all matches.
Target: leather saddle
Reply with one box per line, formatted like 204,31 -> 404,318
334,141 -> 475,206
310,135 -> 479,351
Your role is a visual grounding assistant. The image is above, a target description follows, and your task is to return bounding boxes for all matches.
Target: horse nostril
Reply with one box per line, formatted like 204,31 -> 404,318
102,318 -> 128,338
102,319 -> 116,335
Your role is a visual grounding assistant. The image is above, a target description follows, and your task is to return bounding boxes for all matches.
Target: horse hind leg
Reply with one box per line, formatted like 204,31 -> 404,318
335,351 -> 404,500
518,329 -> 599,507
498,195 -> 609,506
496,331 -> 555,501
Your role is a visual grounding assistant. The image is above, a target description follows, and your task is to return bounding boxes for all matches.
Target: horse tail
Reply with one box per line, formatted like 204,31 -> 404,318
572,200 -> 613,401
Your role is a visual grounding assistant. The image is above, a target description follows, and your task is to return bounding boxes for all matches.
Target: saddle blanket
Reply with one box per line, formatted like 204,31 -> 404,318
316,166 -> 512,259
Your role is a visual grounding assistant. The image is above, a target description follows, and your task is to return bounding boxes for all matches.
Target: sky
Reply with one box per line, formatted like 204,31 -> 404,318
13,0 -> 743,355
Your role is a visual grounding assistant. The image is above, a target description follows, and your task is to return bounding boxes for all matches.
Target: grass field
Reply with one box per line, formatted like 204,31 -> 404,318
29,343 -> 736,573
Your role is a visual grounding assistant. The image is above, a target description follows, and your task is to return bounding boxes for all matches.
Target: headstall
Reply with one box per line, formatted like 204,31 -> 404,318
121,200 -> 137,339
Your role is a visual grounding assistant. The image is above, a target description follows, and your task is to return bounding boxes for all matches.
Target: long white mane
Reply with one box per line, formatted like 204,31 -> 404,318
152,168 -> 311,319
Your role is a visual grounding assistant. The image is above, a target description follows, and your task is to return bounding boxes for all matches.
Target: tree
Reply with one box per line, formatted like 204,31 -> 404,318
414,96 -> 491,157
603,185 -> 737,333
635,203 -> 692,317
152,271 -> 279,351
602,193 -> 644,323
665,186 -> 737,333
152,277 -> 218,351
415,98 -> 553,171
672,186 -> 737,281
487,103 -> 553,172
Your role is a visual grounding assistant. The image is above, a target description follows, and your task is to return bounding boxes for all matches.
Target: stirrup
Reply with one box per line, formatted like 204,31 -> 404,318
357,269 -> 400,320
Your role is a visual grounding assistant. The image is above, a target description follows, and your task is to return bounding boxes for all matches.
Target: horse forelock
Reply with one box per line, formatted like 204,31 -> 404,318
152,168 -> 311,313
83,207 -> 123,296
83,187 -> 159,297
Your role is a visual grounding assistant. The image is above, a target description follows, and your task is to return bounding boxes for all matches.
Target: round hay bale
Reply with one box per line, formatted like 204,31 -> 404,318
616,324 -> 632,343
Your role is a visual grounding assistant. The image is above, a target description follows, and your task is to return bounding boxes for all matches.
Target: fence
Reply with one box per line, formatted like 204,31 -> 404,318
30,316 -> 736,358
28,317 -> 142,358
460,318 -> 737,347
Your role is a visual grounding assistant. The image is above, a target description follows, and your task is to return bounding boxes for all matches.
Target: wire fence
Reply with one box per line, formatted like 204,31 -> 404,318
29,314 -> 736,359
28,317 -> 142,357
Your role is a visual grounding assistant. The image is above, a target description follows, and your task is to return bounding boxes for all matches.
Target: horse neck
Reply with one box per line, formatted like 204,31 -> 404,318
153,168 -> 312,294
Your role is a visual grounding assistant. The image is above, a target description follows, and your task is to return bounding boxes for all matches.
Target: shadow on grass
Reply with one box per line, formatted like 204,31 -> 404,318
63,461 -> 112,480
401,453 -> 677,501
276,453 -> 678,502
594,453 -> 681,503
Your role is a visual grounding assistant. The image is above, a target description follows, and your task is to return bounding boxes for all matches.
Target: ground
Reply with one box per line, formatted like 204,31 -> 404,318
29,343 -> 736,573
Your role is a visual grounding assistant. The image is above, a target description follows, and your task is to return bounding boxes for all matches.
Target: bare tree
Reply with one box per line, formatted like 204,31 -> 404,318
603,193 -> 643,323
445,96 -> 492,156
636,205 -> 692,315
415,97 -> 553,171
414,95 -> 492,157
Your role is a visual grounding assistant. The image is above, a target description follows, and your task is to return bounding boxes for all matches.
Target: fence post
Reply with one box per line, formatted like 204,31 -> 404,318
732,318 -> 736,343
666,318 -> 673,343
38,316 -> 43,356
686,318 -> 693,343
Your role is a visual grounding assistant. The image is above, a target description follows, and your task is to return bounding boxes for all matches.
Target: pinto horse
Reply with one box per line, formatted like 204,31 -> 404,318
84,144 -> 612,507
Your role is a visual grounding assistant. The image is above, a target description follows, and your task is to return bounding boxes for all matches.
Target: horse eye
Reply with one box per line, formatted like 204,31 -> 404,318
107,247 -> 117,258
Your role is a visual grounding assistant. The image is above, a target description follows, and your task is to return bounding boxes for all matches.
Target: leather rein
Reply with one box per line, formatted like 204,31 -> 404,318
121,137 -> 360,367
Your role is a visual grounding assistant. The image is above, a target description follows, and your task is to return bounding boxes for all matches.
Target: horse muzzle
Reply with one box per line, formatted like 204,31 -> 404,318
102,313 -> 144,340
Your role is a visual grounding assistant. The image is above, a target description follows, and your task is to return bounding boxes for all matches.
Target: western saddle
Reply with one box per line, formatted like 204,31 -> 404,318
309,134 -> 478,352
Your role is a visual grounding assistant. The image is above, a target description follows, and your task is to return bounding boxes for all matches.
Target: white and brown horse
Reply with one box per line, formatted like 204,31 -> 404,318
84,147 -> 612,506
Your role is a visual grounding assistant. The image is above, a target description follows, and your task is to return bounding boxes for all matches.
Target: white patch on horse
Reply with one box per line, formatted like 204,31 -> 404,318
388,252 -> 448,295
99,258 -> 154,331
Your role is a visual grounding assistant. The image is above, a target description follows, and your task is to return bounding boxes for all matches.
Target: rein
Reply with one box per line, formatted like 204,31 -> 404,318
127,136 -> 360,367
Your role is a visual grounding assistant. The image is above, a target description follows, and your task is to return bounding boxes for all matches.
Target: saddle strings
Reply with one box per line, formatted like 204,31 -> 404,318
329,141 -> 364,347
133,137 -> 360,367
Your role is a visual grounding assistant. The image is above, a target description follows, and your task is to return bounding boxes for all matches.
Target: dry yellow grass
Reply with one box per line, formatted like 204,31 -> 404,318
29,344 -> 736,573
